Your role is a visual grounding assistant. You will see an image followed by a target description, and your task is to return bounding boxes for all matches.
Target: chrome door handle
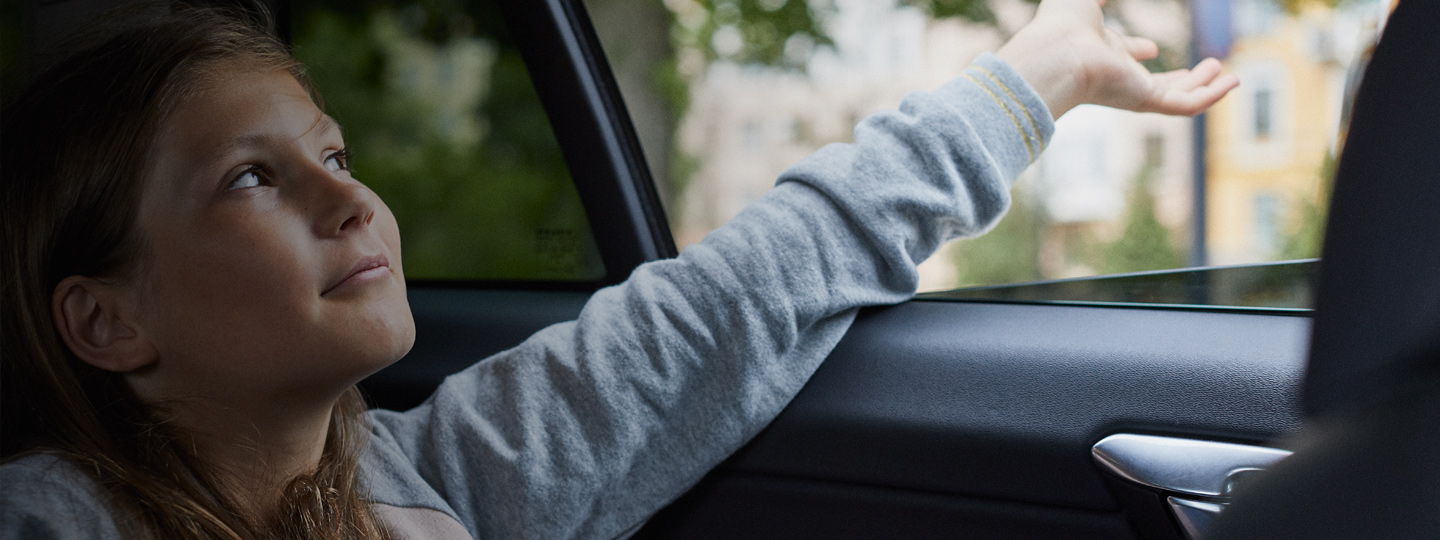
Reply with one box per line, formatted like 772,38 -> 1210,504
1167,496 -> 1225,540
1092,433 -> 1292,539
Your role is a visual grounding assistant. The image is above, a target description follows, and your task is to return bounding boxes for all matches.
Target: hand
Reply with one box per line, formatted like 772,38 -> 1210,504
996,0 -> 1239,119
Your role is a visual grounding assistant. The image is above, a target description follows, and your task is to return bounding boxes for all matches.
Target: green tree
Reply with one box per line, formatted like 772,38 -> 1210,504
663,0 -> 1036,68
1100,165 -> 1184,274
949,191 -> 1043,286
294,3 -> 603,281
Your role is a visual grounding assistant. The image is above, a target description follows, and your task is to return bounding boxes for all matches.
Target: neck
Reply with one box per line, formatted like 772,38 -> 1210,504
157,390 -> 343,520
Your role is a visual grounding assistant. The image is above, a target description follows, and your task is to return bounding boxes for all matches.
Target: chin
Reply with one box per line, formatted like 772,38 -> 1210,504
378,314 -> 417,369
363,304 -> 416,373
320,301 -> 416,391
317,278 -> 415,388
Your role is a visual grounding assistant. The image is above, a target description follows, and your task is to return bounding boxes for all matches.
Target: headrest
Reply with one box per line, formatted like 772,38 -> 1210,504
1305,0 -> 1440,418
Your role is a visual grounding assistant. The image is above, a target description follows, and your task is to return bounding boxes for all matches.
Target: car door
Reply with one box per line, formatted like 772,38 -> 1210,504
632,274 -> 1310,539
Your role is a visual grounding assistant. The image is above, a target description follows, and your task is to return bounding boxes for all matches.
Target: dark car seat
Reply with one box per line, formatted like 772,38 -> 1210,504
1209,0 -> 1440,537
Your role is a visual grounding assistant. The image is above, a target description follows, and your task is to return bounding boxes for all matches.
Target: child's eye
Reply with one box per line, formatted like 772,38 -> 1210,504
226,168 -> 264,191
324,149 -> 350,172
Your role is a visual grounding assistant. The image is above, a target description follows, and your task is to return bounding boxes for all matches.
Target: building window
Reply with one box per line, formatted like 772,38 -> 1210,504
1254,87 -> 1273,140
1144,133 -> 1164,170
1254,192 -> 1281,256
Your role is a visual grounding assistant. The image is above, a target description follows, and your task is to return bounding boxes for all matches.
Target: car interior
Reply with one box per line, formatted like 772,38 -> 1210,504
17,0 -> 1435,538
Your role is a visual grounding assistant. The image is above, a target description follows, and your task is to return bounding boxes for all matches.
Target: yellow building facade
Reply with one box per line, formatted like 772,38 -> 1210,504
1205,2 -> 1379,265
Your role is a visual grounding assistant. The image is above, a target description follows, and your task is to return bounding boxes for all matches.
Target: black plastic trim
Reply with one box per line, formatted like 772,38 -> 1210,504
496,0 -> 677,285
635,471 -> 1138,540
917,297 -> 1313,317
406,279 -> 606,293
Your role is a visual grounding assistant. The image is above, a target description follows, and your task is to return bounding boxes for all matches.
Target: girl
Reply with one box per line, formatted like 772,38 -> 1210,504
0,0 -> 1236,538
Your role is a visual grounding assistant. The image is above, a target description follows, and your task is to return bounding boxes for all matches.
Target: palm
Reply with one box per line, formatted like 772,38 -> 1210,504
1002,0 -> 1238,118
1030,0 -> 1238,116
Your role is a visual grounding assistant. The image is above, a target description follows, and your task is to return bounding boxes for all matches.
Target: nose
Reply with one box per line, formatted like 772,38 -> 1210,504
309,166 -> 376,238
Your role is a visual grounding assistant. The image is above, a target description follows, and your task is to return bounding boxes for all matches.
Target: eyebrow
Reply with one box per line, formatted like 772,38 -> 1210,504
220,114 -> 341,154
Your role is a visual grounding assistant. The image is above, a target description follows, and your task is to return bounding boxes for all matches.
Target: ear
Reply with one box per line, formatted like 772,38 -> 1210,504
51,276 -> 157,373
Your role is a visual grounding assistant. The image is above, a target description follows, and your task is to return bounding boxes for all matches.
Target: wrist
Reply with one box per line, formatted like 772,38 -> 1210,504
995,26 -> 1086,120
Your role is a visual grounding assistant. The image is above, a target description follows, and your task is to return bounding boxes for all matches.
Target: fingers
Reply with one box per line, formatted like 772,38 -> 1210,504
1183,58 -> 1225,89
1151,58 -> 1223,89
1146,59 -> 1240,116
1150,58 -> 1222,90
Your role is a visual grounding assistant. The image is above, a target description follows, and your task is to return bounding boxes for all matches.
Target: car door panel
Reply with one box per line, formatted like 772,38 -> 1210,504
637,471 -> 1139,539
637,301 -> 1308,537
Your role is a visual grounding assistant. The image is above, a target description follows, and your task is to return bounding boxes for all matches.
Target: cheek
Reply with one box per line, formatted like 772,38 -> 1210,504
374,200 -> 415,353
140,216 -> 319,348
374,198 -> 404,277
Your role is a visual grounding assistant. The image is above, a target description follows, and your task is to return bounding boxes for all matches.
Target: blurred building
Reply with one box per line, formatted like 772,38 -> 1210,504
674,0 -> 1198,289
672,0 -> 1388,291
1203,0 -> 1387,265
673,0 -> 1008,252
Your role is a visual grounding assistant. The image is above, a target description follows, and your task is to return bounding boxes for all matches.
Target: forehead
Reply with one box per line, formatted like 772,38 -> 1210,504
146,69 -> 331,192
160,69 -> 326,153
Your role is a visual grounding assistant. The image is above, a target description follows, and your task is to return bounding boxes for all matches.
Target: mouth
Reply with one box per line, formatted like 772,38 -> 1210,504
323,254 -> 391,296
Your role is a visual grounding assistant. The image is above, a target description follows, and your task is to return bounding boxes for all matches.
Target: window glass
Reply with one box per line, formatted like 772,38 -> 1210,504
920,259 -> 1317,313
291,0 -> 605,282
585,0 -> 1390,295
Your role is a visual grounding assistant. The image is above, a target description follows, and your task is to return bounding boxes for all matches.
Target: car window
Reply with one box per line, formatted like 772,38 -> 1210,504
291,0 -> 606,283
584,0 -> 1390,297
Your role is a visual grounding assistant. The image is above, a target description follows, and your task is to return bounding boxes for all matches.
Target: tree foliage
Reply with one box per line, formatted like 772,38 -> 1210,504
666,0 -> 1033,69
293,3 -> 604,281
949,192 -> 1043,286
1100,166 -> 1185,274
668,0 -> 833,67
900,0 -> 1038,26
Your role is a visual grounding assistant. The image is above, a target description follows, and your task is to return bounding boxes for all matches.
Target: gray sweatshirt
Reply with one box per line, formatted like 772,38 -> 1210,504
0,53 -> 1052,540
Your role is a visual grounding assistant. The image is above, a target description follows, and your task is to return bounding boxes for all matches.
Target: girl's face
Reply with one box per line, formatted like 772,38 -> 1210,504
125,68 -> 414,407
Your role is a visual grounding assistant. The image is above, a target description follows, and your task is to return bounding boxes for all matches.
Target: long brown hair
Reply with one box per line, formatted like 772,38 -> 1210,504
1,7 -> 390,539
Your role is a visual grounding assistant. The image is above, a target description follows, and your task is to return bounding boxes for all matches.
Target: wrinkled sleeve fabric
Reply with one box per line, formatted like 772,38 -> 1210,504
0,454 -> 124,540
362,54 -> 1054,540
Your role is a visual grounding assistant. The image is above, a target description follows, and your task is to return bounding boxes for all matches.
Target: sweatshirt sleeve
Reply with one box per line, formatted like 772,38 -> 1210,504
363,53 -> 1054,540
0,455 -> 124,540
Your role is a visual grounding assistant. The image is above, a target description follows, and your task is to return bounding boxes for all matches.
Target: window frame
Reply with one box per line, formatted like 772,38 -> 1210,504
486,0 -> 677,288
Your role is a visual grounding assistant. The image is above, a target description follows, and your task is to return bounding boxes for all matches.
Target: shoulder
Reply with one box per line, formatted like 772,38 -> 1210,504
1,453 -> 124,539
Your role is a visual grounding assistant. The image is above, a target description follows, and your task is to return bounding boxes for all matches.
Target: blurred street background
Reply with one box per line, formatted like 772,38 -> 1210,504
584,0 -> 1392,290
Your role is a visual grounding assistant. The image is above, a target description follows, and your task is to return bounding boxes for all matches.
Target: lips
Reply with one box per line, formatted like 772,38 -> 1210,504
323,254 -> 391,295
